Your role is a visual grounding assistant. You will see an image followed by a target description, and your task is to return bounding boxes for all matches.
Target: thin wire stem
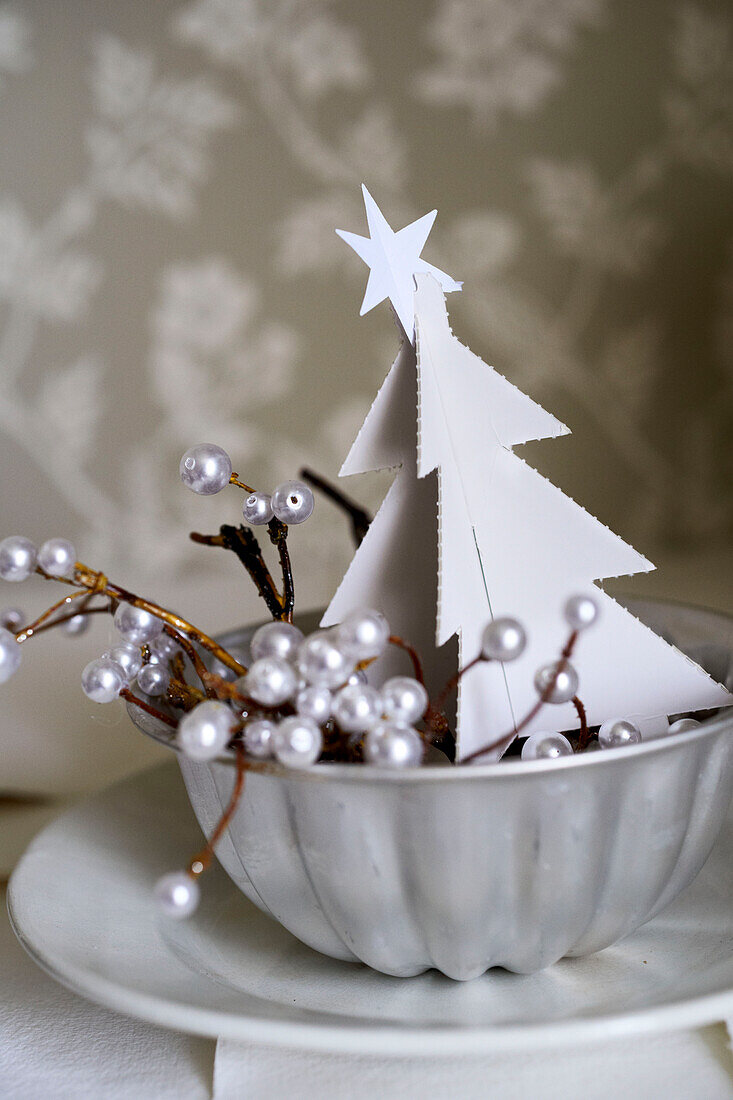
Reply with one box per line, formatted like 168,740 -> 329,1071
18,604 -> 111,638
431,655 -> 484,718
187,746 -> 247,877
574,696 -> 590,750
190,526 -> 286,621
460,631 -> 579,765
161,624 -> 218,698
120,687 -> 178,729
388,635 -> 426,685
14,589 -> 90,642
229,473 -> 254,493
35,565 -> 246,676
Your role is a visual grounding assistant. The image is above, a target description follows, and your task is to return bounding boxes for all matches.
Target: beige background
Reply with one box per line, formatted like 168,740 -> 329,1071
0,0 -> 731,795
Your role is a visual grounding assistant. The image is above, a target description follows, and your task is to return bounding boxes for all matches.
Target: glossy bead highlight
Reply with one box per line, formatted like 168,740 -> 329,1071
271,480 -> 314,525
37,538 -> 76,578
179,443 -> 232,495
0,537 -> 37,582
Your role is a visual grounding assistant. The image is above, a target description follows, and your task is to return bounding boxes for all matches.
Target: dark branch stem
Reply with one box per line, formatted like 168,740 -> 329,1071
190,525 -> 285,620
300,467 -> 372,547
267,518 -> 294,622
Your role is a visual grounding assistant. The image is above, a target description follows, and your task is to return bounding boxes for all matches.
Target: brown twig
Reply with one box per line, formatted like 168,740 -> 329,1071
38,565 -> 246,677
161,624 -> 218,698
19,604 -> 111,638
166,675 -> 206,711
388,634 -> 426,685
190,525 -> 285,620
120,687 -> 178,729
187,746 -> 247,876
300,467 -> 372,547
15,589 -> 91,642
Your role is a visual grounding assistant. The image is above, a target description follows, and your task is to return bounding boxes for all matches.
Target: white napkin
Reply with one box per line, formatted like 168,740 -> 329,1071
214,1028 -> 733,1100
0,890 -> 215,1100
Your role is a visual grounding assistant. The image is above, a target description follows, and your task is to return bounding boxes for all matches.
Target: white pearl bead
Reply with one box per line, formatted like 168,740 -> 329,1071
295,684 -> 332,723
243,717 -> 276,758
521,731 -> 573,760
154,871 -> 200,919
242,491 -> 274,526
365,722 -> 423,768
250,621 -> 303,663
598,718 -> 642,749
0,537 -> 37,582
271,480 -> 314,524
114,602 -> 164,645
105,642 -> 143,682
81,657 -> 124,702
297,631 -> 353,688
37,538 -> 76,577
332,683 -> 382,733
533,660 -> 579,703
346,668 -> 368,686
137,663 -> 170,697
179,443 -> 232,495
273,715 -> 322,767
564,594 -> 599,631
61,613 -> 90,637
336,609 -> 390,661
177,700 -> 233,761
481,617 -> 527,661
0,607 -> 24,632
668,718 -> 701,734
245,657 -> 297,706
0,626 -> 22,682
150,633 -> 181,660
381,677 -> 428,725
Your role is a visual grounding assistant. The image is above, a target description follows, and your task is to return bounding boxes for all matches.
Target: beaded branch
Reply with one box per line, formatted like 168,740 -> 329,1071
1,443 -> 680,919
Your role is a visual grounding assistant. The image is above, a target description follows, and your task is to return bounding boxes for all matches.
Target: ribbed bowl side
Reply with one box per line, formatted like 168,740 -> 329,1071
179,718 -> 733,980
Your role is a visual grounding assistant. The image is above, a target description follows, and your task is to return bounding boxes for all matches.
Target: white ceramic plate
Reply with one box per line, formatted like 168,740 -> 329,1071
8,762 -> 733,1055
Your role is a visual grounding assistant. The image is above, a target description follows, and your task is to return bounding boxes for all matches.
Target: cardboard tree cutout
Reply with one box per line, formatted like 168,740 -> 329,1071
324,188 -> 732,760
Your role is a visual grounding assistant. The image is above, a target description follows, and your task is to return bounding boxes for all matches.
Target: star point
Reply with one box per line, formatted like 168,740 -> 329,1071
336,186 -> 460,338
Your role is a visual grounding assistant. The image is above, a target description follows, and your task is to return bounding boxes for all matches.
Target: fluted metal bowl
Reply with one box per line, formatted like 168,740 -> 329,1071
128,598 -> 733,980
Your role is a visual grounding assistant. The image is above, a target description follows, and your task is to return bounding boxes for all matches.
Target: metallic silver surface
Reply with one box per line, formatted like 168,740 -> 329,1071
129,598 -> 733,980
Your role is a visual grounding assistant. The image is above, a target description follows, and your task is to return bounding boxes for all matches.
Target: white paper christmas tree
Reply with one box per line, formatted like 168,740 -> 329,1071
324,188 -> 732,760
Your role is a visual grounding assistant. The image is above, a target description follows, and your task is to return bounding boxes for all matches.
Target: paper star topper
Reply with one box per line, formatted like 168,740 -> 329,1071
336,185 -> 461,338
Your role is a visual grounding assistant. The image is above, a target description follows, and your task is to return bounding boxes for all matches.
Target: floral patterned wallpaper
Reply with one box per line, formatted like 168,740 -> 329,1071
1,0 -> 732,623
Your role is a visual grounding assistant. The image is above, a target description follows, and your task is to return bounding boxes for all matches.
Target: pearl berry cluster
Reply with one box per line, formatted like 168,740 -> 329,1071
173,609 -> 427,771
179,443 -> 315,526
0,445 -> 711,922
